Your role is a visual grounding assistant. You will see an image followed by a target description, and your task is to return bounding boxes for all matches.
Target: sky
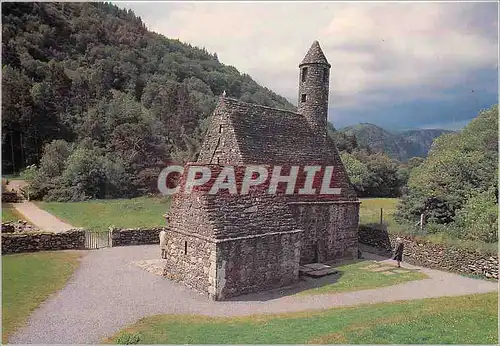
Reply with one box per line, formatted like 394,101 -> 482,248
118,1 -> 498,131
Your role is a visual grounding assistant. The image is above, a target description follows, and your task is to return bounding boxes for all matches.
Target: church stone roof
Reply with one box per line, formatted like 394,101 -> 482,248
299,40 -> 331,67
196,97 -> 358,200
215,97 -> 327,164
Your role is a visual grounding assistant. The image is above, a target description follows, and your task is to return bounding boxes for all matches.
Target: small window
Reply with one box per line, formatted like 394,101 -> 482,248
219,124 -> 223,133
323,68 -> 329,83
216,157 -> 220,164
301,67 -> 308,82
301,94 -> 307,103
184,241 -> 187,255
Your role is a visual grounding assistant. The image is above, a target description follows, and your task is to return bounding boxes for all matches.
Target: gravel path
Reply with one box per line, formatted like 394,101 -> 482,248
9,245 -> 498,344
11,202 -> 74,232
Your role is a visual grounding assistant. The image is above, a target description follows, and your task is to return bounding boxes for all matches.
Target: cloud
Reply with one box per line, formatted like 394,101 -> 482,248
118,1 -> 498,129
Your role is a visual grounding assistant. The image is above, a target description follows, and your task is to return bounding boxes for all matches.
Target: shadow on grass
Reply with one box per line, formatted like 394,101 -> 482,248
226,254 -> 396,302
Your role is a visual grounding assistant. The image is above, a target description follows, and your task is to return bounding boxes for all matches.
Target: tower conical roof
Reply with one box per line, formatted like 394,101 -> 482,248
299,40 -> 331,67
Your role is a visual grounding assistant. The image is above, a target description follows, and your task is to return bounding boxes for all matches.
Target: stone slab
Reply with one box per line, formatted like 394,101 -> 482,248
304,267 -> 339,278
299,266 -> 314,273
131,259 -> 168,277
304,263 -> 331,270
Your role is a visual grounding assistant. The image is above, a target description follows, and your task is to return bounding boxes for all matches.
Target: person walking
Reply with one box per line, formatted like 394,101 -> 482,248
393,237 -> 404,267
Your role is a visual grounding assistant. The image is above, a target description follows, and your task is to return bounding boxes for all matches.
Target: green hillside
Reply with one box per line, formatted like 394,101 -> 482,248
341,123 -> 452,161
2,2 -> 294,180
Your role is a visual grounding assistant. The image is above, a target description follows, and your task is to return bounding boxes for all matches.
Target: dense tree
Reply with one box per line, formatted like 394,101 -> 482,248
2,2 -> 294,200
340,152 -> 370,195
395,105 -> 498,242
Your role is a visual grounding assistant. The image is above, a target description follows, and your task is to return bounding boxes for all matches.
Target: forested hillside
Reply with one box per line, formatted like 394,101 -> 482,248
2,2 -> 294,194
341,124 -> 452,161
400,129 -> 454,157
396,105 -> 498,243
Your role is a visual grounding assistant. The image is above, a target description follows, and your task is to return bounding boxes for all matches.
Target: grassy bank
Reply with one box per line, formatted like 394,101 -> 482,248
37,196 -> 170,231
2,251 -> 84,342
2,204 -> 24,222
298,260 -> 427,296
105,292 -> 498,344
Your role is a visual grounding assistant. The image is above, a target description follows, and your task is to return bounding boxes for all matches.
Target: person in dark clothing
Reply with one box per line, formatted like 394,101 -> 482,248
393,237 -> 404,267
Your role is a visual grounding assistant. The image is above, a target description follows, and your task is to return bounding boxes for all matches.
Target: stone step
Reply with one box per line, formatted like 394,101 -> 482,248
305,267 -> 339,278
299,263 -> 339,277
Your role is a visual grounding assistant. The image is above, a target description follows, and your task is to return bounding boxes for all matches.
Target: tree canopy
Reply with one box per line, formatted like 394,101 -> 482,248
396,105 -> 498,242
2,2 -> 294,200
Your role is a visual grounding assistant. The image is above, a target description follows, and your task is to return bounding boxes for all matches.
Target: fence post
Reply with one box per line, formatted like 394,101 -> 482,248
108,226 -> 114,248
380,208 -> 383,225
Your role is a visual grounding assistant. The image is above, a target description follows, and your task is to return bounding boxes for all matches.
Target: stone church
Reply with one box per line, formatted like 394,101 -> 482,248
163,41 -> 360,300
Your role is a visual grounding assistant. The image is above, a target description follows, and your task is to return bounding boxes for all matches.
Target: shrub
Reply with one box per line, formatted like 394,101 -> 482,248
115,332 -> 141,345
19,164 -> 38,181
453,187 -> 498,243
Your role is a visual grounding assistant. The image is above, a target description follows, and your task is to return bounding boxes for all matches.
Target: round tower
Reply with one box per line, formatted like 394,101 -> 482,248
298,41 -> 331,138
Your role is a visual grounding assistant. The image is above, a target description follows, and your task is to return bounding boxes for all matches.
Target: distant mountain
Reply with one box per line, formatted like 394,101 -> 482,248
340,123 -> 453,161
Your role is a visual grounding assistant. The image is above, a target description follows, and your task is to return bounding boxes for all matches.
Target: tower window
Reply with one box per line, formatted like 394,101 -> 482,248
323,68 -> 329,83
301,67 -> 308,82
301,94 -> 307,103
184,241 -> 187,255
219,124 -> 223,133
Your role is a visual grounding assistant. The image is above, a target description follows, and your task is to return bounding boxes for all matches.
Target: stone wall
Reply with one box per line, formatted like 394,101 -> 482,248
358,225 -> 498,280
2,191 -> 21,203
2,221 -> 39,233
2,229 -> 85,254
110,227 -> 163,247
358,224 -> 393,256
163,230 -> 216,295
298,55 -> 330,137
214,230 -> 302,300
197,98 -> 243,164
289,201 -> 359,264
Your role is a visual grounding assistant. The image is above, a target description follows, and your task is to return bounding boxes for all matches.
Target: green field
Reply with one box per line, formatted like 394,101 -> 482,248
105,293 -> 498,344
298,260 -> 427,296
2,251 -> 83,342
37,196 -> 170,231
2,204 -> 24,222
36,196 -> 391,232
358,198 -> 497,253
359,198 -> 399,225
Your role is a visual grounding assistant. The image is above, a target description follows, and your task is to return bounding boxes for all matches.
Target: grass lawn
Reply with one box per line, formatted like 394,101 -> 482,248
37,196 -> 170,231
359,197 -> 399,225
298,260 -> 428,296
2,203 -> 24,222
105,292 -> 498,344
2,251 -> 84,342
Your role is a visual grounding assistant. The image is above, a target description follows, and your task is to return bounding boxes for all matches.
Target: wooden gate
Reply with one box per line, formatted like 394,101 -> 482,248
85,230 -> 111,249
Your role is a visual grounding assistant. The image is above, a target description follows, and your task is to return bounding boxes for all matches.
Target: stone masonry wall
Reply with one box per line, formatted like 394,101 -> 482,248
110,227 -> 163,247
298,62 -> 329,137
2,229 -> 85,254
214,230 -> 302,300
163,230 -> 216,295
358,225 -> 498,280
289,201 -> 359,264
197,99 -> 242,164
